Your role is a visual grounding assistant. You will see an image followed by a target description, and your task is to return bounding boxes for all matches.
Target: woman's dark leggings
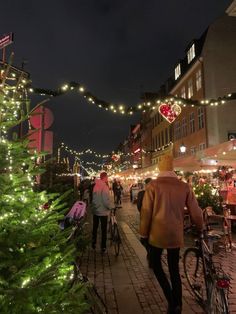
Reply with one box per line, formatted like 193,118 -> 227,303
149,246 -> 182,309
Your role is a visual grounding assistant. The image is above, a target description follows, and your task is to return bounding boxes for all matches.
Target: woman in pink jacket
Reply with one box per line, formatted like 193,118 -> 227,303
140,155 -> 203,314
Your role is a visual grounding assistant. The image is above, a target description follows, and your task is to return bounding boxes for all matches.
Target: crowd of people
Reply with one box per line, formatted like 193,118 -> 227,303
75,154 -> 204,314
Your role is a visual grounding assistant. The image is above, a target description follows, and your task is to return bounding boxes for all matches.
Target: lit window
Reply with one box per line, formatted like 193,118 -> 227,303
175,63 -> 181,80
181,86 -> 186,99
188,79 -> 193,98
182,117 -> 188,137
190,146 -> 197,155
198,107 -> 204,129
196,69 -> 202,91
199,143 -> 206,151
187,44 -> 195,64
189,112 -> 195,133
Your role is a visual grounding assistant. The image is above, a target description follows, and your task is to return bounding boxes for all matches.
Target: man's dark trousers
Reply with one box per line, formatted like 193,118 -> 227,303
92,215 -> 108,249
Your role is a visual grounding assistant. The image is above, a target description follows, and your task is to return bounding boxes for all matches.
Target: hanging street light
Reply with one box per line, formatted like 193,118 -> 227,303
180,143 -> 187,153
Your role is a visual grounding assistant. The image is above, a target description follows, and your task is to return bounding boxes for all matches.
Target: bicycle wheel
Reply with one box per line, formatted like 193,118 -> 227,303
183,247 -> 206,304
209,285 -> 229,314
108,219 -> 114,245
113,223 -> 121,256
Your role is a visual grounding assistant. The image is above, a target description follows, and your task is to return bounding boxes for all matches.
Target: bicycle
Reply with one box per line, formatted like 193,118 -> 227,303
108,207 -> 121,256
183,229 -> 230,313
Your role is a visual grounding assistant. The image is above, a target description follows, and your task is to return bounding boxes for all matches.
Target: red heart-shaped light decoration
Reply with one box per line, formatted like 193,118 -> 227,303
158,103 -> 181,123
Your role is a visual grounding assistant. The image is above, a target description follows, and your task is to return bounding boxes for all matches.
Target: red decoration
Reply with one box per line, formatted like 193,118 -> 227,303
158,103 -> 181,123
112,154 -> 120,162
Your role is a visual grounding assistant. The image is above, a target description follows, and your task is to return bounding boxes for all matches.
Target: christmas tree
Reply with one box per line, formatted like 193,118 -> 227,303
193,183 -> 223,214
0,68 -> 88,313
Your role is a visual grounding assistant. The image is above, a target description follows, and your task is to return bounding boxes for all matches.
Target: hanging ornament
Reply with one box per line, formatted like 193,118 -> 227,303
112,154 -> 120,162
158,102 -> 182,123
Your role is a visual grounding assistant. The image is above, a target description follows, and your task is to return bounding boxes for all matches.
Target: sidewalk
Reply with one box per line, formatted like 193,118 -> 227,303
80,200 -> 235,313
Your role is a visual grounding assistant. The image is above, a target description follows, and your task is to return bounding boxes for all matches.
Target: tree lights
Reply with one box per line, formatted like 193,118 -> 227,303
0,67 -> 88,312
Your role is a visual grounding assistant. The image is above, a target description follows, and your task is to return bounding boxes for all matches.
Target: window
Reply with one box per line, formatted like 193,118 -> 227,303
190,146 -> 197,155
181,86 -> 186,99
198,107 -> 204,129
175,63 -> 181,80
189,112 -> 195,133
188,79 -> 193,98
165,128 -> 169,144
187,43 -> 195,64
196,69 -> 202,91
161,131 -> 164,146
199,143 -> 206,151
158,133 -> 161,148
182,117 -> 188,137
175,121 -> 181,140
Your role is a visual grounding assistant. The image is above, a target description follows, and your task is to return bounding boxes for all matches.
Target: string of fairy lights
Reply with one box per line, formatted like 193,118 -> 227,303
28,81 -> 236,116
59,141 -> 174,167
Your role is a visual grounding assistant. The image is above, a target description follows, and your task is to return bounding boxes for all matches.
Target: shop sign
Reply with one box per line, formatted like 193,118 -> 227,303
0,33 -> 14,50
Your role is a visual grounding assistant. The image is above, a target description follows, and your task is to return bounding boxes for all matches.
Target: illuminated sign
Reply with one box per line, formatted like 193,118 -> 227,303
0,33 -> 14,50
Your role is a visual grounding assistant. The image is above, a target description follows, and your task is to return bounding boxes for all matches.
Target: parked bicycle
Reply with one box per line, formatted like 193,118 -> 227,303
108,207 -> 121,256
183,229 -> 230,313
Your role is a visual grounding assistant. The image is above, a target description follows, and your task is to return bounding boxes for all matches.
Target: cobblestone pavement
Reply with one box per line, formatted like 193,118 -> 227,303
80,198 -> 236,313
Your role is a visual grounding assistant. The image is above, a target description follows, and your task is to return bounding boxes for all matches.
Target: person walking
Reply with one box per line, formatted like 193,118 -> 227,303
112,178 -> 118,203
115,181 -> 123,205
136,178 -> 152,212
140,154 -> 203,313
91,172 -> 112,253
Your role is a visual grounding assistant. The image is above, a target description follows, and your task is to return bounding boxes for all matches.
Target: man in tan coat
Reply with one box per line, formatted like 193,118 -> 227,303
140,154 -> 203,314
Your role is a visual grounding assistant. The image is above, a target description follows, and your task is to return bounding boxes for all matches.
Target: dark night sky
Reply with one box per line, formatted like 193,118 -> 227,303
0,0 -> 232,154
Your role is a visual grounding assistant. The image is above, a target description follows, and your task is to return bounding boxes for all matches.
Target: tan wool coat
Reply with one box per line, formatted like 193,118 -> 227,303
140,172 -> 203,248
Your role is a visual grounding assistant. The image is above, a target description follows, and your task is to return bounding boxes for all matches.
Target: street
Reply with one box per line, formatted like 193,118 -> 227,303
80,197 -> 236,313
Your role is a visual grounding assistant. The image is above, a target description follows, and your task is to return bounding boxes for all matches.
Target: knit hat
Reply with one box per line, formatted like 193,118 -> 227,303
144,178 -> 152,184
158,154 -> 174,171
